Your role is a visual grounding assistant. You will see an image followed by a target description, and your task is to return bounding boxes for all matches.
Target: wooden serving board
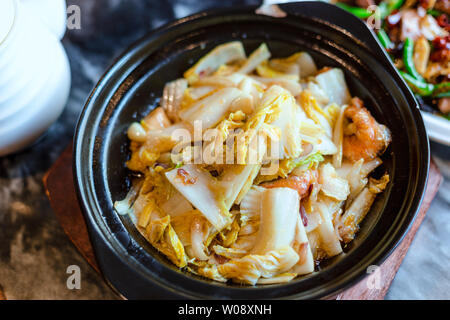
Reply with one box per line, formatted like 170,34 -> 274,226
0,285 -> 6,300
41,144 -> 443,300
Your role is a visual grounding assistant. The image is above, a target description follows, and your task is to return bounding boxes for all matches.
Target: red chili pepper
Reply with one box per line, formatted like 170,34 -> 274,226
437,14 -> 450,32
433,36 -> 450,50
431,48 -> 450,62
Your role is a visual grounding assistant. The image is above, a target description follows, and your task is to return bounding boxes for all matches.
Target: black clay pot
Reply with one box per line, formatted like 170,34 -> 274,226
74,1 -> 429,299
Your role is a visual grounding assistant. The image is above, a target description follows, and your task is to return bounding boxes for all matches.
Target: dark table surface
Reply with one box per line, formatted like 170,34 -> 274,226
0,0 -> 449,300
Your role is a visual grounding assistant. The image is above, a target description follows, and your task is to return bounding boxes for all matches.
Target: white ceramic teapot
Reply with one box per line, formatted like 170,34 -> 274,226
0,0 -> 71,156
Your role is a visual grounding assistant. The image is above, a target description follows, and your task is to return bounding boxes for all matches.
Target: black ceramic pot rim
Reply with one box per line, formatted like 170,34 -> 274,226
74,1 -> 430,299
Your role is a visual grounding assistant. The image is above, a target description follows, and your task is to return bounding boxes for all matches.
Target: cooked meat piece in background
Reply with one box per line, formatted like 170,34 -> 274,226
438,97 -> 450,113
356,0 -> 375,8
435,0 -> 450,14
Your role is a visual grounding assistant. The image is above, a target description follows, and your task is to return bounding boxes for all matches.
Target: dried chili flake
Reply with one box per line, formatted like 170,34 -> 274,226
300,203 -> 308,227
177,169 -> 198,185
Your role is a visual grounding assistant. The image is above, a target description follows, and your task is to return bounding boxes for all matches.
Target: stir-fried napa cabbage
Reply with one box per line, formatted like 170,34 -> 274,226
184,41 -> 246,83
250,188 -> 299,254
165,164 -> 231,230
315,68 -> 351,106
115,41 -> 392,285
217,246 -> 300,285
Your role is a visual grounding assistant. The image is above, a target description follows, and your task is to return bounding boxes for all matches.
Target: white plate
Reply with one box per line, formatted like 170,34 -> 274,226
421,111 -> 450,147
0,0 -> 15,45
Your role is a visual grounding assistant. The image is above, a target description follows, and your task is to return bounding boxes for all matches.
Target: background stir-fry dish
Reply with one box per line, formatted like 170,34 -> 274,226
337,0 -> 450,120
115,42 -> 392,285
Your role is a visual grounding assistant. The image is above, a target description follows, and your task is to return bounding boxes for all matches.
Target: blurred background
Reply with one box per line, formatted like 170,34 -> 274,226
0,0 -> 448,299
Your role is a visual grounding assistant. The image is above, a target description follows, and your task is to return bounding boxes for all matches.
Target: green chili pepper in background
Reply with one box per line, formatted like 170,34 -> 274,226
336,1 -> 404,20
427,9 -> 444,17
432,82 -> 450,97
400,71 -> 435,96
378,0 -> 404,19
435,91 -> 450,98
377,2 -> 390,19
336,3 -> 373,19
434,82 -> 450,93
386,0 -> 404,12
377,29 -> 393,49
337,0 -> 404,20
403,38 -> 425,82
